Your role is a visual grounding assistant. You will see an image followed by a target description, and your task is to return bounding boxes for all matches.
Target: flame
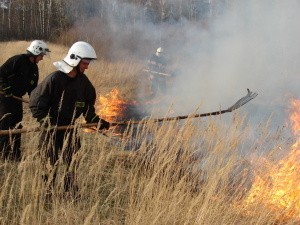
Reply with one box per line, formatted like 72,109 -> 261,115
96,88 -> 127,122
85,88 -> 164,134
244,98 -> 300,220
83,89 -> 126,133
289,99 -> 300,135
245,148 -> 300,218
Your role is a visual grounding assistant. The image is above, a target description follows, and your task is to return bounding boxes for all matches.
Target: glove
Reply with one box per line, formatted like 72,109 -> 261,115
3,86 -> 12,98
98,119 -> 110,130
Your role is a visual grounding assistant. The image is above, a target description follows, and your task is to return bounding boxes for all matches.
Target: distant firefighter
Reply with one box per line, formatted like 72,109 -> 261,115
146,47 -> 170,97
0,40 -> 50,161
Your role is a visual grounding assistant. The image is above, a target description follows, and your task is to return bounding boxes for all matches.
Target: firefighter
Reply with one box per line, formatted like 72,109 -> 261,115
147,47 -> 168,97
29,41 -> 110,197
0,40 -> 50,161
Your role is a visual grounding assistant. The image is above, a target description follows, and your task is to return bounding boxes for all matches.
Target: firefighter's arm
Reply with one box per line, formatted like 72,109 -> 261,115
29,78 -> 52,122
85,109 -> 110,130
0,57 -> 17,97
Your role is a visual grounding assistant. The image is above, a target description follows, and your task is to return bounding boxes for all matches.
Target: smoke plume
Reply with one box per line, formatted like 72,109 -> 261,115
70,0 -> 300,131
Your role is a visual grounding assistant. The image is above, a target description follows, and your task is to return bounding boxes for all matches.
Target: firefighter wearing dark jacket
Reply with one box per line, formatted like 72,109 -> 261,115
29,41 -> 110,196
147,47 -> 168,96
0,40 -> 50,161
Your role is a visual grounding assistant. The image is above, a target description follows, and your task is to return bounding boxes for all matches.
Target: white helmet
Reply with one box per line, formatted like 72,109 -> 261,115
27,40 -> 50,56
156,47 -> 164,56
63,41 -> 97,67
156,47 -> 163,54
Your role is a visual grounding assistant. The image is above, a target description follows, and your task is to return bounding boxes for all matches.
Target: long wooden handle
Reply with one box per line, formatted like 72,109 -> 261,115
0,123 -> 100,135
0,91 -> 29,103
0,110 -> 230,136
0,89 -> 257,135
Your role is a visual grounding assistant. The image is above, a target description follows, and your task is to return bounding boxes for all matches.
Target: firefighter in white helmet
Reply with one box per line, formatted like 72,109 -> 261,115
29,41 -> 109,198
0,40 -> 50,161
27,40 -> 50,58
147,47 -> 168,97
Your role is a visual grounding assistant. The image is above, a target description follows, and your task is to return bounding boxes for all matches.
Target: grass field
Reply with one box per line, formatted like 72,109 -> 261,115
0,41 -> 299,225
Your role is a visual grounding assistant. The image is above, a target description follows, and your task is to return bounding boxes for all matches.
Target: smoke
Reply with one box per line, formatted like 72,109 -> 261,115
170,1 -> 297,102
69,0 -> 300,131
154,0 -> 300,130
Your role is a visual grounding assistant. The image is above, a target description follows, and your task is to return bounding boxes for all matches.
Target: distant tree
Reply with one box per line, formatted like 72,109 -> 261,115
0,0 -> 8,9
0,0 -> 68,40
144,0 -> 159,23
0,0 -> 217,42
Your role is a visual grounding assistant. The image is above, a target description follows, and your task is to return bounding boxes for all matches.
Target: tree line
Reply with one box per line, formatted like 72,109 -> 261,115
0,0 -> 229,43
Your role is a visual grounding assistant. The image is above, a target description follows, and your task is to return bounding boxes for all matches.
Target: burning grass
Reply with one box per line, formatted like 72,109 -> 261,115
0,41 -> 299,224
240,98 -> 300,223
0,114 -> 298,225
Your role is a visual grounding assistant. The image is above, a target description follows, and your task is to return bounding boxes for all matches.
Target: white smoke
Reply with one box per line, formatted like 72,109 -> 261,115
153,0 -> 300,130
71,0 -> 300,129
172,2 -> 296,99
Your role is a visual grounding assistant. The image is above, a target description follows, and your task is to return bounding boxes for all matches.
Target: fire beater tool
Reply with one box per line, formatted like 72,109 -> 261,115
0,89 -> 257,135
114,88 -> 258,125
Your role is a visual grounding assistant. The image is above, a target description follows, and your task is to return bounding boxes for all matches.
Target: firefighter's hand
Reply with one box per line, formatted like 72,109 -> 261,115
3,86 -> 12,98
98,119 -> 110,130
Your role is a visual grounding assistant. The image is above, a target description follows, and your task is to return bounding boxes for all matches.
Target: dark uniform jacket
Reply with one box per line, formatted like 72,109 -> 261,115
148,54 -> 167,73
29,71 -> 100,126
0,54 -> 38,97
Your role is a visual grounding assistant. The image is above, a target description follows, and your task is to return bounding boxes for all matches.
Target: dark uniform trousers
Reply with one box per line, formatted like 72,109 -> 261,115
39,127 -> 81,193
0,97 -> 23,161
39,128 -> 81,167
150,76 -> 167,96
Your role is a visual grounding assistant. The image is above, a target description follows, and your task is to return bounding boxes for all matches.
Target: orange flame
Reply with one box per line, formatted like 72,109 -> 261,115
289,99 -> 300,135
244,98 -> 300,220
96,88 -> 127,122
84,89 -> 127,133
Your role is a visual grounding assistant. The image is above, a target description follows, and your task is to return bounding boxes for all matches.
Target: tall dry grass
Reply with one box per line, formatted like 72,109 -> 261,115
0,41 -> 298,225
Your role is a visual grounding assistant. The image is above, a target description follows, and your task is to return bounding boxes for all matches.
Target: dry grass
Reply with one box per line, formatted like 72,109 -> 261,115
0,41 -> 298,225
